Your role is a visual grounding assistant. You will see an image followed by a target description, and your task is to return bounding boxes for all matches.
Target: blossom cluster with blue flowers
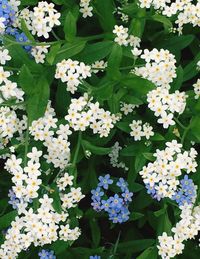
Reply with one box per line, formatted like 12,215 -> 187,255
91,174 -> 133,223
0,0 -> 31,52
172,175 -> 196,206
38,249 -> 56,259
0,0 -> 15,26
145,175 -> 197,207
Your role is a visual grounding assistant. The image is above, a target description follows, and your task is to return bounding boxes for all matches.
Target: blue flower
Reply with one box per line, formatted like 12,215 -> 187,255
109,194 -> 123,209
172,176 -> 196,206
101,199 -> 111,211
117,178 -> 128,192
38,250 -> 56,259
98,174 -> 113,189
91,187 -> 104,201
122,190 -> 133,202
89,256 -> 101,259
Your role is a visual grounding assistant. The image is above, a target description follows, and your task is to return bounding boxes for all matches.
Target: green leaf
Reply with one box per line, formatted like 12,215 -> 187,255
54,41 -> 86,64
130,16 -> 146,37
77,41 -> 113,64
135,153 -> 147,172
150,133 -> 165,141
190,116 -> 200,141
117,239 -> 155,253
157,210 -> 172,235
50,183 -> 62,214
121,95 -> 143,105
64,11 -> 77,41
0,211 -> 17,230
137,246 -> 158,259
19,65 -> 35,95
121,144 -> 141,156
183,52 -> 200,82
89,218 -> 101,248
156,34 -> 195,52
121,75 -> 155,96
81,140 -> 111,155
142,153 -> 155,161
116,122 -> 130,134
152,14 -> 172,30
19,67 -> 50,124
171,66 -> 183,91
129,212 -> 144,221
46,43 -> 61,65
107,43 -> 122,80
93,0 -> 115,32
55,82 -> 71,117
20,0 -> 38,5
92,80 -> 116,101
21,19 -> 35,41
50,240 -> 70,255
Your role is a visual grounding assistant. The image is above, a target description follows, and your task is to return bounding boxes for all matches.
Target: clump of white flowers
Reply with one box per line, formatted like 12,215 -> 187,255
91,60 -> 107,73
138,0 -> 200,34
79,0 -> 93,18
108,142 -> 129,171
5,148 -> 43,205
30,102 -> 72,169
31,1 -> 61,38
139,140 -> 198,200
130,120 -> 154,141
31,45 -> 50,64
193,79 -> 200,99
0,47 -> 11,65
113,25 -> 141,47
134,48 -> 177,89
158,204 -> 200,258
0,194 -> 82,258
120,102 -> 139,115
147,87 -> 187,128
65,94 -> 120,137
55,59 -> 92,94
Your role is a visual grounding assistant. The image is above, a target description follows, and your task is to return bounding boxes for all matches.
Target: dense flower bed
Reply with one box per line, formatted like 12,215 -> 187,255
0,0 -> 200,258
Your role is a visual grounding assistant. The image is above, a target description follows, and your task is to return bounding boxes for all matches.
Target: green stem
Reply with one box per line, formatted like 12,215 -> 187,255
52,30 -> 61,41
71,131 -> 82,183
23,119 -> 29,167
181,125 -> 190,145
1,36 -> 64,47
79,33 -> 109,41
174,118 -> 187,130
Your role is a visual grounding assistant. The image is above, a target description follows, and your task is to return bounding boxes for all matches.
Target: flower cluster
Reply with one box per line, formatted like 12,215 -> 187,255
147,87 -> 187,128
91,60 -> 107,74
0,194 -> 81,258
113,25 -> 141,47
30,102 -> 71,169
31,45 -> 50,64
120,102 -> 139,115
139,140 -> 198,201
65,95 -> 120,137
158,204 -> 200,258
55,59 -> 91,94
135,48 -> 177,89
80,0 -> 93,18
172,175 -> 197,206
91,175 -> 133,223
108,142 -> 128,171
5,148 -> 43,207
0,0 -> 16,34
193,79 -> 200,99
129,120 -> 154,141
0,46 -> 10,64
138,0 -> 200,34
31,1 -> 61,38
38,249 -> 56,259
